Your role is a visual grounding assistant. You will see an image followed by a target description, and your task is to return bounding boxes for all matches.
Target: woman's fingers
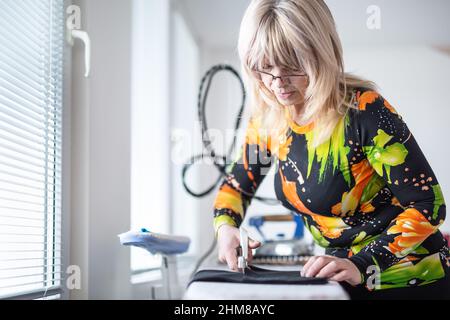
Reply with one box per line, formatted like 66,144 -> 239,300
315,260 -> 340,278
217,229 -> 260,271
303,256 -> 332,277
300,256 -> 317,276
329,270 -> 349,282
225,249 -> 238,271
247,246 -> 254,264
248,238 -> 261,249
300,255 -> 362,285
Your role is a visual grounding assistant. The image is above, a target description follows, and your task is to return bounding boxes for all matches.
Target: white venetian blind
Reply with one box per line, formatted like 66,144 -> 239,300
0,0 -> 64,299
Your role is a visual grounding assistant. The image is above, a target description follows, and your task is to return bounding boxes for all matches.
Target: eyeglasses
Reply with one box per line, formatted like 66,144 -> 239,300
253,69 -> 307,83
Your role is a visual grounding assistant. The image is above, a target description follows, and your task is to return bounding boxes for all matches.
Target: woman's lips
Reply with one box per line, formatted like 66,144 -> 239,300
277,91 -> 295,99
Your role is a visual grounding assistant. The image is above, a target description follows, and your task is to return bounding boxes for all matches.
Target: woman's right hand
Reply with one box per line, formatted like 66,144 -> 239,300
216,224 -> 261,271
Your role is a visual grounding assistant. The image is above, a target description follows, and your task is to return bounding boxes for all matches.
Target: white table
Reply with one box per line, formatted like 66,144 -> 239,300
183,261 -> 349,300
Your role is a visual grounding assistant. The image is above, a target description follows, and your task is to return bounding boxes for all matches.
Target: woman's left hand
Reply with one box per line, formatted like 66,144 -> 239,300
301,255 -> 362,286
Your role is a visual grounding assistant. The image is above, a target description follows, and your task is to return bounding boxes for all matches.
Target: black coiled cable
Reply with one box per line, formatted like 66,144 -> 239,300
181,63 -> 279,204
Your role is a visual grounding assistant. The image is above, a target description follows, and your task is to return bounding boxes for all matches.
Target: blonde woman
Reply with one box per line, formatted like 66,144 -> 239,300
212,0 -> 449,299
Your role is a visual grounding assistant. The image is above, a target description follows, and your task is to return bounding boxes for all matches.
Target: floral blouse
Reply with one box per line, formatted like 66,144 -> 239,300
213,88 -> 449,290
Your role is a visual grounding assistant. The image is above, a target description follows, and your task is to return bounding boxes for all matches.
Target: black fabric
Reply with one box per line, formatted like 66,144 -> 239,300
188,265 -> 328,287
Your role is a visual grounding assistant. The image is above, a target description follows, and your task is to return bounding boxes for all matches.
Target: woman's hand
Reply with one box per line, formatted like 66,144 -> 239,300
217,224 -> 261,272
301,255 -> 362,286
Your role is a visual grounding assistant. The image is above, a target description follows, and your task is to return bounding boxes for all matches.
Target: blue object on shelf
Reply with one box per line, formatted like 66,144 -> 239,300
118,229 -> 190,255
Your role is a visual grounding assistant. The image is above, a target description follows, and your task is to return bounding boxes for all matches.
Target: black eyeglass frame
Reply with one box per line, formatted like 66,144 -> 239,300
253,69 -> 308,83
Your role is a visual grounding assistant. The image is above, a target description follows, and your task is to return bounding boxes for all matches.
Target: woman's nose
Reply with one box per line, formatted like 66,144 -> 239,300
272,76 -> 286,88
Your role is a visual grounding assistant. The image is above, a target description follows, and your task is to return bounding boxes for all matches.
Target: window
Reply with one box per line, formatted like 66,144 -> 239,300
0,0 -> 65,299
130,0 -> 171,273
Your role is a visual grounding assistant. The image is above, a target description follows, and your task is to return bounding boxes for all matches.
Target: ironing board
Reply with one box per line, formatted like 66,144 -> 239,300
183,260 -> 349,300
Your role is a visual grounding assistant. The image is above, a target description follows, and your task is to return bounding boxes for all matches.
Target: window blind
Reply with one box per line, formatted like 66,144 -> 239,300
0,0 -> 64,299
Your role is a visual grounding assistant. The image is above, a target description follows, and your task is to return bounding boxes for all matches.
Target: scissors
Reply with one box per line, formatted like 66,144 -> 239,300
236,227 -> 249,274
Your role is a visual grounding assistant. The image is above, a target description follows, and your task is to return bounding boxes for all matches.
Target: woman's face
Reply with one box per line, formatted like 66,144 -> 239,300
258,64 -> 309,107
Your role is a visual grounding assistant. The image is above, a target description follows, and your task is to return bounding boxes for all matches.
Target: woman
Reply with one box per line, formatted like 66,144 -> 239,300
212,0 -> 450,299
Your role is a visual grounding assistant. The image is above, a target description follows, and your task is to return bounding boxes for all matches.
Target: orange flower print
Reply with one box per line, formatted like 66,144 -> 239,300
274,136 -> 293,161
357,91 -> 379,110
279,168 -> 314,215
357,90 -> 398,114
359,201 -> 375,213
386,208 -> 437,257
312,215 -> 351,239
279,169 -> 350,239
332,159 -> 374,216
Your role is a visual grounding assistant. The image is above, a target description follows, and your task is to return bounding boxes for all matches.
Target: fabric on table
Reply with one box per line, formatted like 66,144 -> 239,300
188,265 -> 328,287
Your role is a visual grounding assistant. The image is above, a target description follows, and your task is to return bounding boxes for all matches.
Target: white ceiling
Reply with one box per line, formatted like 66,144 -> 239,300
176,0 -> 450,49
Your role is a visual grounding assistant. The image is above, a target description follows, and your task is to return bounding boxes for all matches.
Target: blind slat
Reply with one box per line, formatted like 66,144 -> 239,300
0,242 -> 62,247
0,279 -> 62,291
0,134 -> 61,163
0,141 -> 62,167
0,249 -> 63,254
0,271 -> 62,282
0,49 -> 48,82
0,257 -> 61,262
0,178 -> 62,196
0,223 -> 58,229
0,32 -> 50,67
0,5 -> 49,49
0,157 -> 62,178
0,123 -> 62,153
0,215 -> 61,223
0,168 -> 62,189
0,186 -> 58,200
0,71 -> 57,109
0,89 -> 63,124
5,0 -> 50,32
0,111 -> 62,146
0,206 -> 62,215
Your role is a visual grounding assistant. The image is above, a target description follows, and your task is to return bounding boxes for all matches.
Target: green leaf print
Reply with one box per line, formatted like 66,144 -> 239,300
379,253 -> 445,289
360,174 -> 386,203
432,184 -> 445,220
350,233 -> 380,255
362,129 -> 408,184
304,219 -> 330,247
305,116 -> 351,185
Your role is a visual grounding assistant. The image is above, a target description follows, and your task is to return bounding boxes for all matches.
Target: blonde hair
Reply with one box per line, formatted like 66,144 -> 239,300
238,0 -> 377,149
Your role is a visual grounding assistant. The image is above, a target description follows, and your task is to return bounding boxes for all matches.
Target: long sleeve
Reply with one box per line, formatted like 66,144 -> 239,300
348,91 -> 446,281
213,118 -> 274,236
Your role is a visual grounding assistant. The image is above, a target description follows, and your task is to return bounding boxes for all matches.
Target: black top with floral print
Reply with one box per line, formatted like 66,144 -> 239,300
213,88 -> 449,290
